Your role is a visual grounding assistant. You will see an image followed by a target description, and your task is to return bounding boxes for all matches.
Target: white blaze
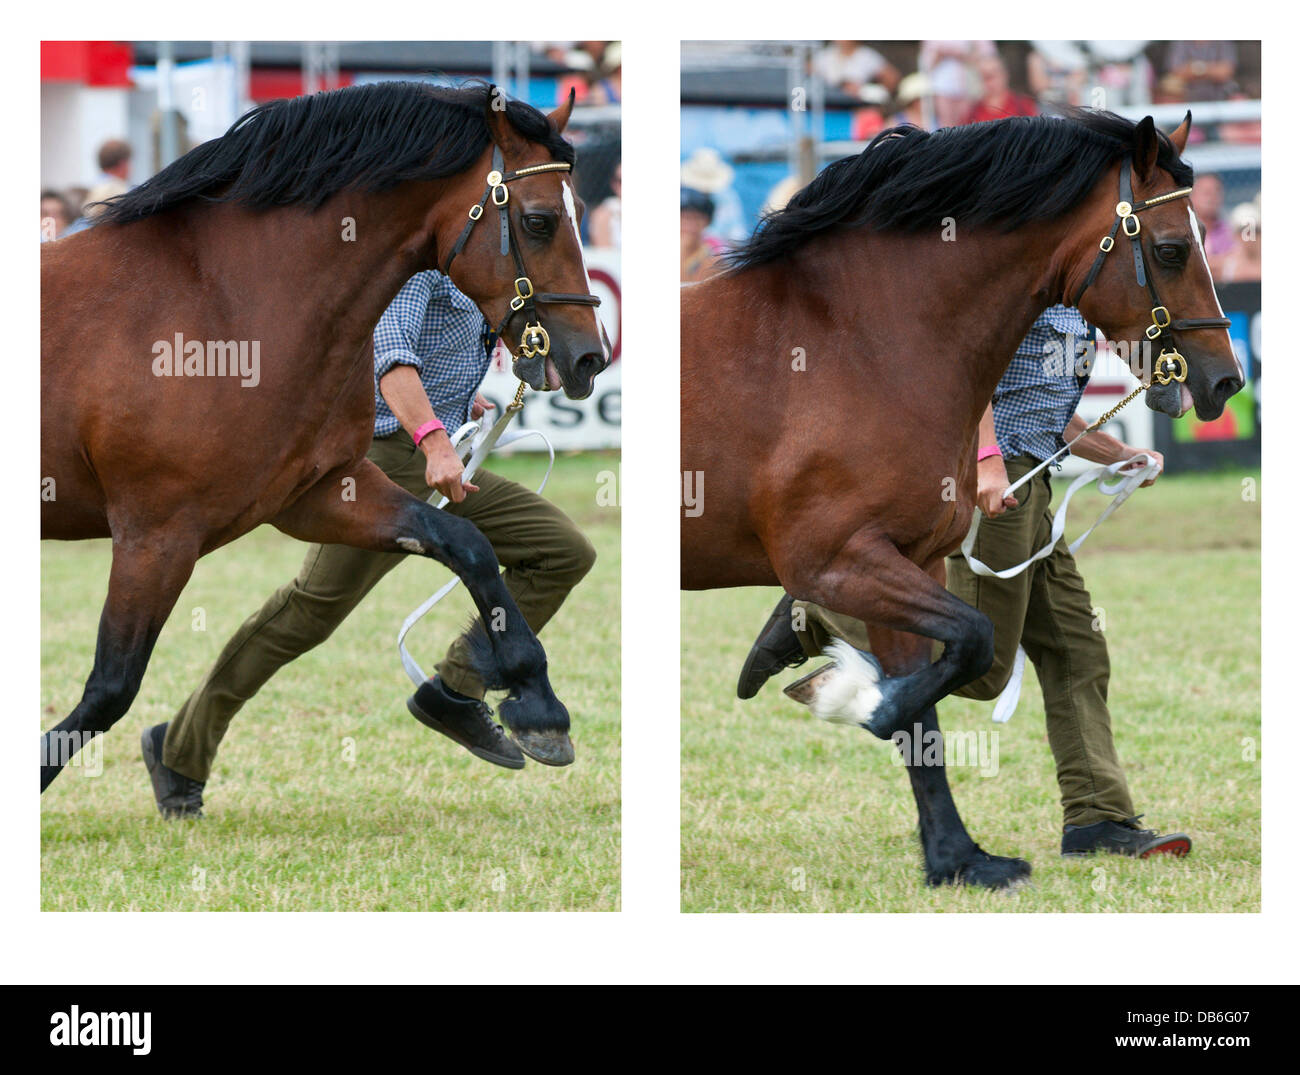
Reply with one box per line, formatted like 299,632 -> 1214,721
561,178 -> 607,357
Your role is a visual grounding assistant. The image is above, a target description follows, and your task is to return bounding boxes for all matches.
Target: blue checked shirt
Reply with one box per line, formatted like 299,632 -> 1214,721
373,271 -> 494,438
991,305 -> 1094,464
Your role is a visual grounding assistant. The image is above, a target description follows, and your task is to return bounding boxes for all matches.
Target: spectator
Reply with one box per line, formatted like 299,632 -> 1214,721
964,56 -> 1038,123
920,41 -> 995,127
64,186 -> 88,217
680,147 -> 747,242
1215,200 -> 1261,284
891,72 -> 936,131
1028,40 -> 1089,108
1163,41 -> 1237,102
1191,173 -> 1236,272
681,188 -> 721,283
588,160 -> 621,249
40,190 -> 75,241
83,138 -> 133,218
813,40 -> 899,100
587,40 -> 621,105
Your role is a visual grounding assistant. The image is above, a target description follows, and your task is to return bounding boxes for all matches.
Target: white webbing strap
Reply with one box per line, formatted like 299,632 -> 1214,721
396,406 -> 555,687
963,451 -> 1161,722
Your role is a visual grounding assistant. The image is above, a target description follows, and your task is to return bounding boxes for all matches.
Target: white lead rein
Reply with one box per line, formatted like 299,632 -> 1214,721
396,405 -> 555,687
961,433 -> 1161,722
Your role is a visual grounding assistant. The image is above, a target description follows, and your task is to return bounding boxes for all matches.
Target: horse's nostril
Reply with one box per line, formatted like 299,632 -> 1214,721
1214,374 -> 1244,407
576,351 -> 606,380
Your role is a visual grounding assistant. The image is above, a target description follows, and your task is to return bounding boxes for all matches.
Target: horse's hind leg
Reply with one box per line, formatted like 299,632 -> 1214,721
869,628 -> 1030,889
270,460 -> 570,752
779,532 -> 993,739
42,535 -> 196,791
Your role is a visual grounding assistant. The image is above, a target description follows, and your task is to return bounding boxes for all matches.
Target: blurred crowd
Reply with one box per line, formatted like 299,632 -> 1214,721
682,40 -> 1259,284
40,138 -> 132,241
810,40 -> 1258,139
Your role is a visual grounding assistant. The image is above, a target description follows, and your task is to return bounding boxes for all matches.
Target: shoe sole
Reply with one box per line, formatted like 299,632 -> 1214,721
406,697 -> 525,770
140,725 -> 203,819
737,599 -> 805,700
1062,836 -> 1193,859
1139,836 -> 1192,858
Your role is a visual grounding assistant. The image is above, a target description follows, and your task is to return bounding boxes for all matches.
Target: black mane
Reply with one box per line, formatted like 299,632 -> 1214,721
726,108 -> 1194,271
94,81 -> 573,225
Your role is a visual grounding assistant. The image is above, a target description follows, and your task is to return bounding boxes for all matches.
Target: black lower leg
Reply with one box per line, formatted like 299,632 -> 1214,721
902,705 -> 1030,889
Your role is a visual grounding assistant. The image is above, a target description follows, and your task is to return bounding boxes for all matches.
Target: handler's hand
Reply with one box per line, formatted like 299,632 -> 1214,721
1120,446 -> 1164,488
421,431 -> 479,503
470,392 -> 495,420
977,456 -> 1018,516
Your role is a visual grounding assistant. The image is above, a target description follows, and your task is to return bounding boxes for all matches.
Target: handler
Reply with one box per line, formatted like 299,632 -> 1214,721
738,305 -> 1191,859
142,271 -> 596,818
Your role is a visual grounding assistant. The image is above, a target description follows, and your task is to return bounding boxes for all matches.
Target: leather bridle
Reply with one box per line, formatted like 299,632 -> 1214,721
1071,156 -> 1230,387
442,147 -> 600,364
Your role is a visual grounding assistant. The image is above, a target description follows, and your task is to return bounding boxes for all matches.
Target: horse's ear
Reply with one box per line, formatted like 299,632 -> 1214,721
1168,110 -> 1193,156
482,84 -> 526,157
1132,115 -> 1160,181
547,87 -> 576,134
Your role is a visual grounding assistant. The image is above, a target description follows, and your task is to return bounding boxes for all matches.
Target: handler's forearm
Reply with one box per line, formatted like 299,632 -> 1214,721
1064,413 -> 1129,465
977,405 -> 998,455
378,365 -> 442,444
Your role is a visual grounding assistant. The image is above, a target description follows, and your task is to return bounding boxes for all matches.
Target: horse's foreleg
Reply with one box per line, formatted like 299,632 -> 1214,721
780,533 -> 992,739
42,535 -> 197,791
270,460 -> 569,744
869,627 -> 1031,889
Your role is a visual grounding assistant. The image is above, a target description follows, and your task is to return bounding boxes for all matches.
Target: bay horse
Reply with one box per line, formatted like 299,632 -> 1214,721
681,110 -> 1242,889
41,82 -> 609,791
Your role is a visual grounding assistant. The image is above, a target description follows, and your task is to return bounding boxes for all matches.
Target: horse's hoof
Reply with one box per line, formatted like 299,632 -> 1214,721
512,728 -> 575,767
928,848 -> 1032,891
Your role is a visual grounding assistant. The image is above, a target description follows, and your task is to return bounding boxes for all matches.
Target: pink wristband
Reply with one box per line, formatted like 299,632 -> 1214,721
413,417 -> 445,447
977,444 -> 1002,462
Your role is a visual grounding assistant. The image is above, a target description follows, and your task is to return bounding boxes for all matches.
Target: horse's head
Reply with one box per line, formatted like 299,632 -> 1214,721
1070,113 -> 1243,420
439,87 -> 609,401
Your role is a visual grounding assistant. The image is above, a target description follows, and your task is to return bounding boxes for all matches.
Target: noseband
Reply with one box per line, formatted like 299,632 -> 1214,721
442,147 -> 600,364
1071,156 -> 1230,387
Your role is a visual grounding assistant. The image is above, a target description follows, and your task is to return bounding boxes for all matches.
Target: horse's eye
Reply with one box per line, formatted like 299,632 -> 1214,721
523,213 -> 555,237
1156,243 -> 1187,265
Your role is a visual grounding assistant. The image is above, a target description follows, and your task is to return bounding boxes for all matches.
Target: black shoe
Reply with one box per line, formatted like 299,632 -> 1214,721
407,677 -> 525,770
141,723 -> 205,819
737,594 -> 808,700
1061,815 -> 1192,859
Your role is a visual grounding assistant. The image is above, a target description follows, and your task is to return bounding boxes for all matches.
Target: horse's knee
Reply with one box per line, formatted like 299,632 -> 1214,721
955,609 -> 995,682
80,665 -> 144,731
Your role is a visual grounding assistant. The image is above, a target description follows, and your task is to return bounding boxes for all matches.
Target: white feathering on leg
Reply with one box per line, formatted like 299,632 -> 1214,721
809,640 -> 883,726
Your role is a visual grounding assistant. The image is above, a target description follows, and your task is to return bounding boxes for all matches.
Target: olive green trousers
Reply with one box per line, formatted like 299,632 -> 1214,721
163,429 -> 595,781
792,455 -> 1134,827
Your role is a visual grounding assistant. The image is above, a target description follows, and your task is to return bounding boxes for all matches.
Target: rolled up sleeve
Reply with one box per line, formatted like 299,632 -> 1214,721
374,272 -> 434,382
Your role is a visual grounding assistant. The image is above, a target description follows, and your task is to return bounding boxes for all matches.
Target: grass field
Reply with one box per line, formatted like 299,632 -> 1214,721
41,451 -> 620,911
681,466 -> 1261,913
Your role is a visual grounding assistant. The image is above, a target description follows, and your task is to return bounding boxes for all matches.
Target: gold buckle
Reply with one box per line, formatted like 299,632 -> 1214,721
492,184 -> 509,207
1099,235 -> 1114,253
1150,306 -> 1171,328
1153,350 -> 1188,386
510,276 -> 534,312
468,204 -> 483,221
1122,214 -> 1141,237
519,322 -> 551,359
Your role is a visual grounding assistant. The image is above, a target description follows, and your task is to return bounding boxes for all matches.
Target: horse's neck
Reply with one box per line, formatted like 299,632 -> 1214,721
194,183 -> 454,369
811,223 -> 1070,412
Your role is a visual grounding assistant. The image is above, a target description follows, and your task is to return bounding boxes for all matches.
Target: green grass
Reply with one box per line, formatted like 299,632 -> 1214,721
681,466 -> 1260,912
41,452 -> 620,911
